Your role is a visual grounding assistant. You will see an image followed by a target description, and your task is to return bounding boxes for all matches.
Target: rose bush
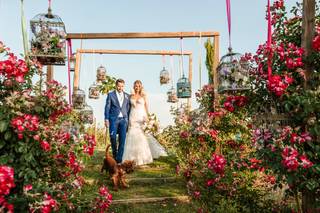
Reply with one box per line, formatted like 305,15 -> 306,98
0,41 -> 112,212
162,84 -> 286,212
245,1 -> 320,211
160,1 -> 320,211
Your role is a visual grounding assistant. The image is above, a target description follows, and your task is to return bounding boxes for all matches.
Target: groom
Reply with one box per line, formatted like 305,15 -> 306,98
104,79 -> 131,163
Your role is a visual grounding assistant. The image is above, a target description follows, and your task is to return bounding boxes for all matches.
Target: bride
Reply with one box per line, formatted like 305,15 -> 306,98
122,80 -> 167,166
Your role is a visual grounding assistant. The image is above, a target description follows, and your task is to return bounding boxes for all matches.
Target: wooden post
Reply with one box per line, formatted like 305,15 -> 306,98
301,0 -> 316,211
46,65 -> 53,82
187,54 -> 193,109
73,51 -> 81,90
212,35 -> 220,108
212,35 -> 221,154
302,0 -> 316,88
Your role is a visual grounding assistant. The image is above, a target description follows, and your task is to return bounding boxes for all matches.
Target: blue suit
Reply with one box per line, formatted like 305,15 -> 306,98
104,90 -> 131,163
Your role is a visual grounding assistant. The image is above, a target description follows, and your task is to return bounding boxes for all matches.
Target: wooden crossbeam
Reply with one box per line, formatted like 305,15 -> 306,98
77,49 -> 192,55
67,31 -> 219,39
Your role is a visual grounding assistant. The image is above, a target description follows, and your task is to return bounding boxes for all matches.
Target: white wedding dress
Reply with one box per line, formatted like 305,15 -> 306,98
122,97 -> 167,166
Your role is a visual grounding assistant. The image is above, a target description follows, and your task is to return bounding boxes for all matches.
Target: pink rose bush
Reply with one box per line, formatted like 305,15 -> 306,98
162,1 -> 320,211
246,1 -> 320,210
0,166 -> 15,212
0,41 -> 104,212
162,84 -> 281,212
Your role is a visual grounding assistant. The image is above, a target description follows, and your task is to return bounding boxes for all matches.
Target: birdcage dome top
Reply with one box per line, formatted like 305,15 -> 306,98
160,67 -> 169,73
218,48 -> 242,66
177,76 -> 189,83
167,87 -> 176,94
97,65 -> 106,72
30,8 -> 65,27
74,88 -> 85,96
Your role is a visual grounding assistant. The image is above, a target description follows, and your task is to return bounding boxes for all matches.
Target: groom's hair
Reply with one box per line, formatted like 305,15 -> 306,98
116,79 -> 125,85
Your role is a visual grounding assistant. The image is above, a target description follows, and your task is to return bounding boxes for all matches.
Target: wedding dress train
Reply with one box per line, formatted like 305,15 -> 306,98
122,97 -> 167,166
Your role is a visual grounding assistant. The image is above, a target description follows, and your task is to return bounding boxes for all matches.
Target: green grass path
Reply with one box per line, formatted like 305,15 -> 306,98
80,148 -> 193,213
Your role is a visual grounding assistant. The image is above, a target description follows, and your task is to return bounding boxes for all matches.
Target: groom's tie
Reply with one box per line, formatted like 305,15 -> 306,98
119,92 -> 124,106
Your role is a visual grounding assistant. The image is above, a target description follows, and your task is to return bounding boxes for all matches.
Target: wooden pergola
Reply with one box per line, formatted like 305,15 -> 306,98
74,49 -> 193,106
73,49 -> 193,90
64,31 -> 220,98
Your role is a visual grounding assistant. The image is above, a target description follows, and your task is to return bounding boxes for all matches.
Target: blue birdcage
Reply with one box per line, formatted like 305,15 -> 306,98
177,75 -> 191,98
29,5 -> 66,65
217,48 -> 249,93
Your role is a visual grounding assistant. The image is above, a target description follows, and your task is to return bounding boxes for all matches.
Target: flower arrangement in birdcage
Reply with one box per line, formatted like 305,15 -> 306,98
96,65 -> 107,83
89,83 -> 100,99
160,67 -> 170,85
29,7 -> 66,65
72,88 -> 86,110
80,104 -> 94,124
167,87 -> 179,103
217,48 -> 250,93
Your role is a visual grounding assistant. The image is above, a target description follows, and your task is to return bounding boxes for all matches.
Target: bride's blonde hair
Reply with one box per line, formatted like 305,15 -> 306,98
133,80 -> 146,97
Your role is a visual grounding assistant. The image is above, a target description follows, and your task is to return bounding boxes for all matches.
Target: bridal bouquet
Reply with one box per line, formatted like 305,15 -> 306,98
142,113 -> 160,135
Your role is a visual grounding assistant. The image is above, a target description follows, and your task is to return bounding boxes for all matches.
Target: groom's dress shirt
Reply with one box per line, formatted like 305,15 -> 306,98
116,91 -> 124,118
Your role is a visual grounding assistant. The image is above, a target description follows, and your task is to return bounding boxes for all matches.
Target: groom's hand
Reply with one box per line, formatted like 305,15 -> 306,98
105,120 -> 109,127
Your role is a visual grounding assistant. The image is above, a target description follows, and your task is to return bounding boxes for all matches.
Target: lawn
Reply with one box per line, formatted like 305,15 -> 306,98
77,148 -> 190,212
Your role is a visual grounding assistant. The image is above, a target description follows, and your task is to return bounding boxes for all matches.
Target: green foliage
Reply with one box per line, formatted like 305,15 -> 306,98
98,75 -> 116,94
205,38 -> 214,84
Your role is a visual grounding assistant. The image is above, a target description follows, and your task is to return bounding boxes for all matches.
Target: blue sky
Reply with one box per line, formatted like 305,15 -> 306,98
0,0 -> 297,127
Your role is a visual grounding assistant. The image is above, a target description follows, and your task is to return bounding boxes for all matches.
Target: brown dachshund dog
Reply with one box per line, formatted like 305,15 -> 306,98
120,160 -> 135,174
101,145 -> 134,191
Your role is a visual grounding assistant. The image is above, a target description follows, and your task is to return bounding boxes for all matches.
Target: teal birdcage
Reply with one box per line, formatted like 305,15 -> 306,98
72,88 -> 86,109
80,104 -> 94,124
217,48 -> 249,93
177,75 -> 191,98
29,5 -> 66,65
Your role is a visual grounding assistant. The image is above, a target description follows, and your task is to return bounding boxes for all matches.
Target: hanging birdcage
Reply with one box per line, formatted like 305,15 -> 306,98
177,75 -> 191,98
96,65 -> 106,82
160,67 -> 170,85
69,53 -> 76,72
80,104 -> 94,124
167,87 -> 178,103
89,82 -> 100,99
253,97 -> 292,130
29,6 -> 66,65
72,88 -> 86,109
217,48 -> 250,93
